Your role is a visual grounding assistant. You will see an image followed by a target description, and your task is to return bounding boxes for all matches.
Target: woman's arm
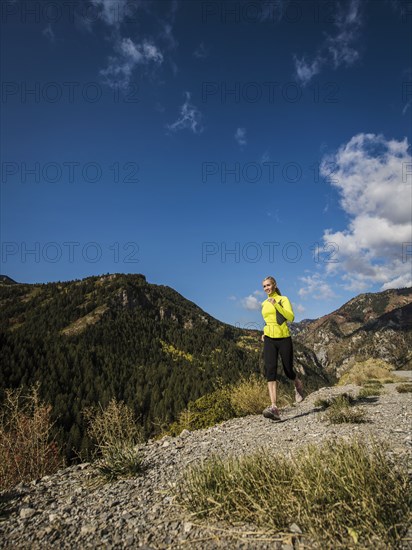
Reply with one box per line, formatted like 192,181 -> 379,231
269,297 -> 295,322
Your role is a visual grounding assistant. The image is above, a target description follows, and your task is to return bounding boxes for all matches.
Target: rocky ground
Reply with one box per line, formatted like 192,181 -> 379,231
1,374 -> 411,549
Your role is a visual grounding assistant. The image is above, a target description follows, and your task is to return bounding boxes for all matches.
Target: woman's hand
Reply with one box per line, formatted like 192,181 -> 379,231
261,334 -> 265,342
268,298 -> 276,305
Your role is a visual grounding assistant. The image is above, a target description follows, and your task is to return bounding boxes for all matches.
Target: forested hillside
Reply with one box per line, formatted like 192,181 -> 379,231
0,273 -> 329,461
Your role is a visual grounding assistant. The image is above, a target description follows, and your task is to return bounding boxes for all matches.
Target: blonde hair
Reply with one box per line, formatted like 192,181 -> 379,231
263,276 -> 281,295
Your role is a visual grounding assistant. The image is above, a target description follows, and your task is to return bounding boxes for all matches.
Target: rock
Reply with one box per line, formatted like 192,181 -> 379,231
289,522 -> 302,534
19,507 -> 36,519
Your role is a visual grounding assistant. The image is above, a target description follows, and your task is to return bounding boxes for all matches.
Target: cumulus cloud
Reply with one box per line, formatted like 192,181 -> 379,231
235,127 -> 247,147
241,294 -> 262,311
166,92 -> 204,134
294,0 -> 362,85
321,133 -> 412,290
100,37 -> 164,89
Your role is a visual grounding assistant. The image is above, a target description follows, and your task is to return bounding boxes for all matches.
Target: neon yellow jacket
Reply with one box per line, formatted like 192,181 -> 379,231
261,292 -> 294,338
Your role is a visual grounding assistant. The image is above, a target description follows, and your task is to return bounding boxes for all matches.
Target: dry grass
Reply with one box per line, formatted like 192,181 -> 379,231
230,374 -> 292,414
0,385 -> 64,491
396,383 -> 412,393
338,359 -> 399,386
314,394 -> 367,424
83,399 -> 144,482
177,438 -> 410,548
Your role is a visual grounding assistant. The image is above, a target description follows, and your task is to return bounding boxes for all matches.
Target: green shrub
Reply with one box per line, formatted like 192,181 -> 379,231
168,387 -> 235,436
0,385 -> 64,491
177,438 -> 410,548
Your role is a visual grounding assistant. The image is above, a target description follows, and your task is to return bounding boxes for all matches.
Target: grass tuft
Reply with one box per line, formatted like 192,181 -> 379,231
83,398 -> 144,482
321,394 -> 367,424
177,438 -> 410,548
396,383 -> 412,393
358,386 -> 382,399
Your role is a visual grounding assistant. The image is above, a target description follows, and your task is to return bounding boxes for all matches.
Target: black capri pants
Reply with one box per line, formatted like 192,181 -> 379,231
263,335 -> 296,382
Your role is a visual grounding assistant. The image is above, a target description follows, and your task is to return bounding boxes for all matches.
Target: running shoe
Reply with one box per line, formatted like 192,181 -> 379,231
262,406 -> 281,421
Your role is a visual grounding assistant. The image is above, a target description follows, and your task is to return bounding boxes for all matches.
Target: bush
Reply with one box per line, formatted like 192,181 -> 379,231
168,388 -> 235,436
83,399 -> 144,482
177,438 -> 410,548
0,385 -> 64,491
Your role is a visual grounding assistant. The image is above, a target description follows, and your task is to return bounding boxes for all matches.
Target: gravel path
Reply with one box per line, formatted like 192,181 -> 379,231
1,374 -> 411,549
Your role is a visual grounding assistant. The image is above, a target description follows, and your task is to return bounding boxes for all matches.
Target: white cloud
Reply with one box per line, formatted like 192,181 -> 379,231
241,294 -> 262,311
100,37 -> 163,89
235,127 -> 247,147
295,304 -> 306,314
298,274 -> 337,300
228,295 -> 237,301
294,0 -> 362,85
166,92 -> 204,134
320,133 -> 412,290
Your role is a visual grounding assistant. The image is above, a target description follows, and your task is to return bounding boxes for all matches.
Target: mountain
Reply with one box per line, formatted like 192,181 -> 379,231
0,275 -> 18,285
294,288 -> 412,378
0,273 -> 328,460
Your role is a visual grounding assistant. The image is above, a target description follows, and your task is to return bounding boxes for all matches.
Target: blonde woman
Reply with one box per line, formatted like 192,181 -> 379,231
261,276 -> 304,421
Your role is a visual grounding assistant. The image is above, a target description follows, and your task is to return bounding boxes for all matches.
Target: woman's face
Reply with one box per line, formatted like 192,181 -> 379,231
263,279 -> 275,295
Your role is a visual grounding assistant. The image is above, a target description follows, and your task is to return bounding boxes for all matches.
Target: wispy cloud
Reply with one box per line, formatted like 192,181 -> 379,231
193,42 -> 209,59
42,24 -> 55,43
100,37 -> 164,89
235,127 -> 247,147
294,0 -> 362,85
90,0 -> 138,27
166,92 -> 204,134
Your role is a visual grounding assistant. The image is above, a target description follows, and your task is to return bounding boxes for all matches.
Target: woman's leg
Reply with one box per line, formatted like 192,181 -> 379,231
278,337 -> 304,402
268,380 -> 277,408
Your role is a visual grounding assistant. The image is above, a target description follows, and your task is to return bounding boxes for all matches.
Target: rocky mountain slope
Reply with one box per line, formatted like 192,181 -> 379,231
1,374 -> 411,549
294,288 -> 412,378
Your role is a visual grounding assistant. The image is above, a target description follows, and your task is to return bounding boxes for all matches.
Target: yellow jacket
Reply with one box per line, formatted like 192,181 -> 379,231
261,292 -> 294,338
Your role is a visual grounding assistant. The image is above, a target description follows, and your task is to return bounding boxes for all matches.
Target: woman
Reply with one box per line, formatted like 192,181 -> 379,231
261,276 -> 304,421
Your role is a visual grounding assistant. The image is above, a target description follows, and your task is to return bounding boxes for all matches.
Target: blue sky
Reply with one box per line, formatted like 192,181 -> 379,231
1,0 -> 411,328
